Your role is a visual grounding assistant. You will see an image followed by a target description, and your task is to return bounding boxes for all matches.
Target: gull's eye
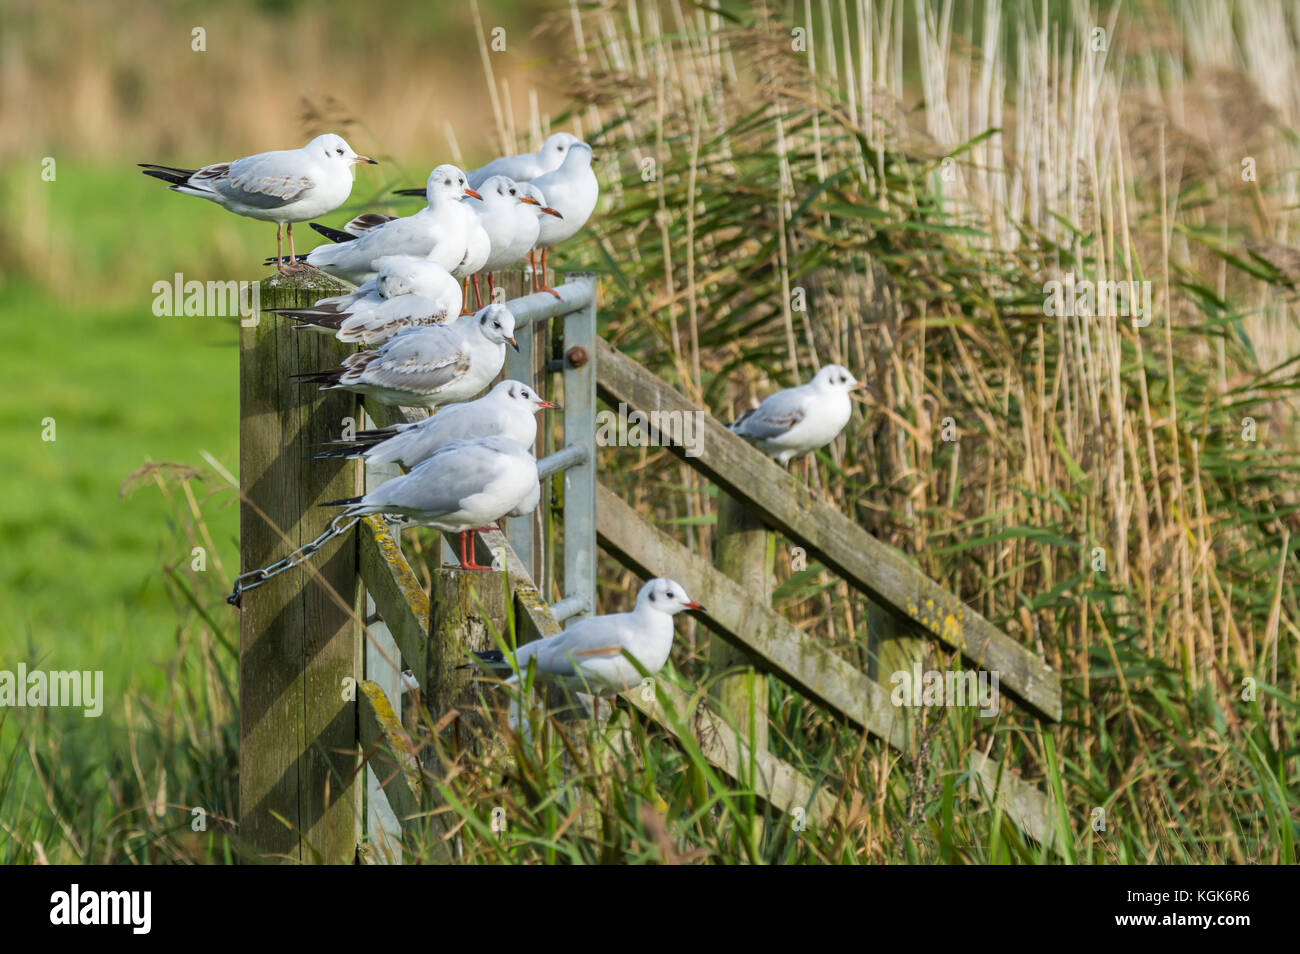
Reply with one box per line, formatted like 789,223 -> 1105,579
666,590 -> 675,599
336,148 -> 344,156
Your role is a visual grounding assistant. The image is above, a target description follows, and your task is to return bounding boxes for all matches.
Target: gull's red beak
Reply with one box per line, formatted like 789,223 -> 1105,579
505,336 -> 519,351
537,399 -> 561,409
684,600 -> 705,612
518,195 -> 540,206
542,206 -> 564,218
353,155 -> 378,165
464,188 -> 483,200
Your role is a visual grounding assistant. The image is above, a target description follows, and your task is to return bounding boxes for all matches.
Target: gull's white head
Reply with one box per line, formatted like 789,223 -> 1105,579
559,141 -> 596,171
475,304 -> 518,350
476,175 -> 521,208
310,133 -> 376,167
517,182 -> 564,219
637,578 -> 705,616
539,132 -> 581,170
376,258 -> 454,300
491,379 -> 560,413
426,164 -> 480,204
811,364 -> 861,393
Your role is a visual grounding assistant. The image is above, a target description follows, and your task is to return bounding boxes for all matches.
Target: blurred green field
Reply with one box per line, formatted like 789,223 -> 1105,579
0,165 -> 275,701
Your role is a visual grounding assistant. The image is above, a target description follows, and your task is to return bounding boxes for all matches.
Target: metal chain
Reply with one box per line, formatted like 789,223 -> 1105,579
226,514 -> 360,607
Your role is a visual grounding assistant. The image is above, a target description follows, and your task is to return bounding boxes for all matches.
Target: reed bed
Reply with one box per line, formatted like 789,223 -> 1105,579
427,0 -> 1298,863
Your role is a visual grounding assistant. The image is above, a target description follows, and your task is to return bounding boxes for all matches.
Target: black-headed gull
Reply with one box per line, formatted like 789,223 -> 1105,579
476,578 -> 703,702
315,379 -> 557,468
729,364 -> 862,464
470,176 -> 564,302
528,142 -> 598,296
322,435 -> 539,570
279,256 -> 462,345
139,133 -> 376,275
294,164 -> 481,283
455,191 -> 493,311
294,303 -> 518,407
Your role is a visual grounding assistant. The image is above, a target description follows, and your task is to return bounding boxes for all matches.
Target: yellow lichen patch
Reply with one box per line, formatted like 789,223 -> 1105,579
361,516 -> 430,626
941,612 -> 961,644
360,680 -> 422,794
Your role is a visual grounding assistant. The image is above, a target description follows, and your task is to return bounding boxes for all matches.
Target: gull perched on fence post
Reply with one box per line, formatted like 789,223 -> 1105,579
527,142 -> 598,297
321,435 -> 540,570
278,256 -> 463,345
139,133 -> 377,274
314,379 -> 558,469
293,304 -> 517,408
290,164 -> 481,283
469,176 -> 563,303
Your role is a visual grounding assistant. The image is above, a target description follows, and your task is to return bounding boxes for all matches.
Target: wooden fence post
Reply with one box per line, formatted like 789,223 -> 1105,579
867,601 -> 924,747
426,569 -> 509,726
238,271 -> 363,864
710,494 -> 771,751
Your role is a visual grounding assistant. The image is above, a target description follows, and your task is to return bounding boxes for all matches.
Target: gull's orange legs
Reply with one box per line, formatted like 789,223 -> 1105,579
535,249 -> 563,300
457,531 -> 491,571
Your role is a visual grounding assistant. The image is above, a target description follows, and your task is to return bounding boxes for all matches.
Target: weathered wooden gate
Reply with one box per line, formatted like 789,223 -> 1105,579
234,269 -> 1062,864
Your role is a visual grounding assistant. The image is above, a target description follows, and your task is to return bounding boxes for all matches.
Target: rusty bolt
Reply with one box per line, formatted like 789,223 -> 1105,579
566,345 -> 589,369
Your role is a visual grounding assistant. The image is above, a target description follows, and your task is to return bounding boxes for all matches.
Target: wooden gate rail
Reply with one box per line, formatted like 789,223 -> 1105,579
594,338 -> 1062,723
240,272 -> 1064,862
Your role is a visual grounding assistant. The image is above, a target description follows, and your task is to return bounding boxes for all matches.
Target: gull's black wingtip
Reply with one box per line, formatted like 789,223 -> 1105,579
319,495 -> 364,508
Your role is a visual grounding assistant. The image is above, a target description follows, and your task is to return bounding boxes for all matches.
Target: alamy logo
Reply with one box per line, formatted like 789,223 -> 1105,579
595,402 -> 704,457
1042,272 -> 1151,326
50,884 -> 151,934
152,273 -> 260,325
0,663 -> 103,717
889,663 -> 1000,717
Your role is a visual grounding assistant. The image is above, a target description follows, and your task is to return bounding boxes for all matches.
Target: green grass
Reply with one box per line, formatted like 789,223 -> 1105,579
0,167 -> 251,700
0,166 -> 253,862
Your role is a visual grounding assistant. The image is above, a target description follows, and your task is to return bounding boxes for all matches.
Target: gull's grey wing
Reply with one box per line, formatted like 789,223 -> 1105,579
215,151 -> 316,208
352,349 -> 470,394
519,615 -> 633,676
347,327 -> 471,393
367,441 -> 507,517
732,386 -> 809,440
